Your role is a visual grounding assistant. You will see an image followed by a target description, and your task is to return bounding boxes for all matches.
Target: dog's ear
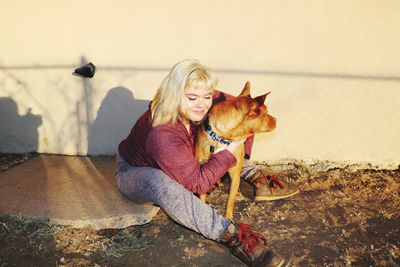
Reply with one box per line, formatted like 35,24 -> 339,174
238,81 -> 251,97
254,92 -> 271,105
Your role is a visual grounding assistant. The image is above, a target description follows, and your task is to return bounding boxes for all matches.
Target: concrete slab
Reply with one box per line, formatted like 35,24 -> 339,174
0,155 -> 159,229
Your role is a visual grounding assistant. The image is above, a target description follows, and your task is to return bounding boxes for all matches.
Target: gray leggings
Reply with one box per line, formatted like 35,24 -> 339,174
116,153 -> 234,240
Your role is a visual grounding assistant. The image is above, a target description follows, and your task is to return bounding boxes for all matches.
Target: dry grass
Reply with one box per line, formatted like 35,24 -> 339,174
206,162 -> 400,266
0,214 -> 152,265
1,155 -> 399,266
0,153 -> 33,171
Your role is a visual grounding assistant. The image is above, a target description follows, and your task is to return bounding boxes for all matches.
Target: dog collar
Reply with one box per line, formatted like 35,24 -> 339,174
203,118 -> 232,146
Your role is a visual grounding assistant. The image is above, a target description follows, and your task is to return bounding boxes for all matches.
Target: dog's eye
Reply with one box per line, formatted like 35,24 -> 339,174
249,108 -> 260,117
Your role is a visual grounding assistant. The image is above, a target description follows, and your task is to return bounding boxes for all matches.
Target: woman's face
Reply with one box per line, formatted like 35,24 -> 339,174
183,81 -> 213,123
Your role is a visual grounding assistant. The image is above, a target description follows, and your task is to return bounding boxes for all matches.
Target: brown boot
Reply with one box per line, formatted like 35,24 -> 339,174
220,223 -> 284,267
250,169 -> 299,201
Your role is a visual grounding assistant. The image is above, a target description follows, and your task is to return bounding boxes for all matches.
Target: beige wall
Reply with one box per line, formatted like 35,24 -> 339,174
1,0 -> 399,167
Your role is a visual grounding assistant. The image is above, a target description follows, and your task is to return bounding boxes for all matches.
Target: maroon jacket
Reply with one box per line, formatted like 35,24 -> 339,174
118,90 -> 254,194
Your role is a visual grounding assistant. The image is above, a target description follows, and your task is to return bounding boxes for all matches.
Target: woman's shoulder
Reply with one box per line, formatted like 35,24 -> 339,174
213,89 -> 234,104
148,121 -> 186,140
146,122 -> 191,155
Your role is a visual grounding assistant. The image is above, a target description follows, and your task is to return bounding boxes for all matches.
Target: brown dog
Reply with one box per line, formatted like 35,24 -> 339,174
195,81 -> 276,219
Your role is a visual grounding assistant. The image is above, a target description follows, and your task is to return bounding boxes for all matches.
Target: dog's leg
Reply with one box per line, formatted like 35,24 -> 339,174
199,194 -> 207,202
225,165 -> 242,219
195,130 -> 212,203
224,145 -> 245,219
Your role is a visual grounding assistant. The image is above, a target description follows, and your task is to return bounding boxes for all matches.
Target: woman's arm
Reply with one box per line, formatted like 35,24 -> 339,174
146,125 -> 237,194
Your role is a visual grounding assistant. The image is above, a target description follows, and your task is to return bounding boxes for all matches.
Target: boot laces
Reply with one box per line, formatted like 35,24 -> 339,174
237,223 -> 267,255
255,175 -> 285,189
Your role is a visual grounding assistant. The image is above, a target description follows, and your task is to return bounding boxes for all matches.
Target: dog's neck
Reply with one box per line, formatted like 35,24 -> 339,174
203,117 -> 232,153
203,118 -> 232,145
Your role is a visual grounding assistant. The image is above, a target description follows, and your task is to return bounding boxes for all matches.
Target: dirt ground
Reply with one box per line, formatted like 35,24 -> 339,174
1,154 -> 399,267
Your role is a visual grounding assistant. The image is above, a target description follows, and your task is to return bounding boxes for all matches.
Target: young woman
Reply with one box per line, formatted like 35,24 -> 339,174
117,59 -> 285,266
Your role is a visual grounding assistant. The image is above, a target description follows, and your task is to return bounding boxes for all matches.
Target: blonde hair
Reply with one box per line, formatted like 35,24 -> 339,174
151,59 -> 217,127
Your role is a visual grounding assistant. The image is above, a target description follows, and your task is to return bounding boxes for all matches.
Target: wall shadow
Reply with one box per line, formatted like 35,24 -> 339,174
0,98 -> 48,225
0,97 -> 42,153
87,86 -> 149,156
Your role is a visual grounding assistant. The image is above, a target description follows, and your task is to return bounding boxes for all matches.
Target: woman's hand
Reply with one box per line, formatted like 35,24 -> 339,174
226,139 -> 246,155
